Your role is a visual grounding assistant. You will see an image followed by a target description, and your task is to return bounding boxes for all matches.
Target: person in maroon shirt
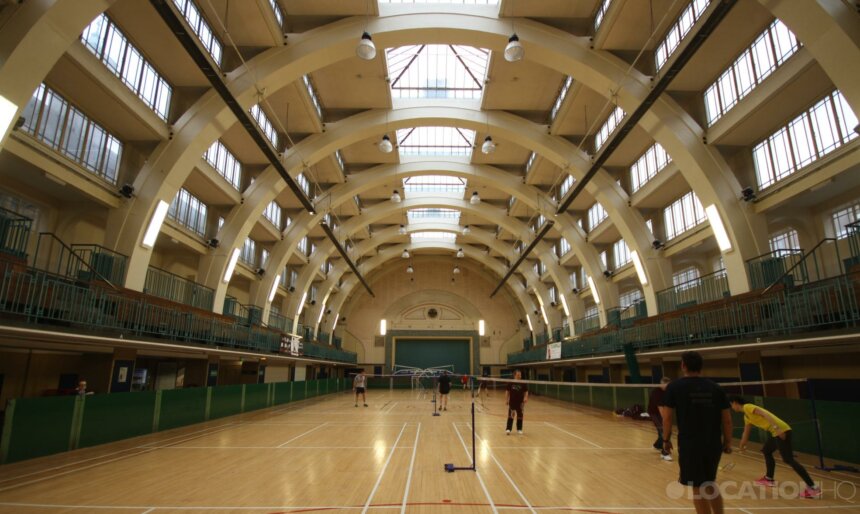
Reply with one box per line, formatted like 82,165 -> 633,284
648,377 -> 672,461
505,370 -> 529,435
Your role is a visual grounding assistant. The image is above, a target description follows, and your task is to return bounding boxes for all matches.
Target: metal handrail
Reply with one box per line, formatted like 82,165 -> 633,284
33,233 -> 119,291
760,238 -> 838,296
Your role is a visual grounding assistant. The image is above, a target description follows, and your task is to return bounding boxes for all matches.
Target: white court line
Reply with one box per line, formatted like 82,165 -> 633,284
361,422 -> 407,514
400,423 -> 421,514
276,422 -> 328,447
468,425 -> 536,514
452,422 -> 498,514
0,423 -> 241,493
544,422 -> 603,448
386,401 -> 399,413
738,509 -> 754,514
0,421 -> 238,484
141,508 -> 156,514
147,446 -> 411,450
491,446 -> 652,450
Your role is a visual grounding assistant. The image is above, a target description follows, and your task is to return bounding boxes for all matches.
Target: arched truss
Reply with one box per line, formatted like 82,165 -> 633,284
1,3 -> 857,313
317,240 -> 534,339
297,223 -> 540,336
99,11 -> 781,300
254,161 -> 613,323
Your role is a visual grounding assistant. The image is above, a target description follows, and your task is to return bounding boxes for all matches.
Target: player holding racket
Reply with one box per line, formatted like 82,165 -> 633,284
505,370 -> 529,435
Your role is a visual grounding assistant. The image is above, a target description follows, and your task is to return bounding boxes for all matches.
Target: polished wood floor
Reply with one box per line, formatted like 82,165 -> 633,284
0,386 -> 857,513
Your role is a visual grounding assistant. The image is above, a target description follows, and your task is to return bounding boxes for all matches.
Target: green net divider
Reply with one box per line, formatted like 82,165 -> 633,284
244,384 -> 269,412
306,379 -> 318,399
591,386 -> 614,410
78,391 -> 156,449
292,381 -> 307,402
1,396 -> 78,463
273,381 -> 293,405
572,385 -> 590,406
816,400 -> 860,465
209,384 -> 244,420
158,387 -> 207,431
616,386 -> 649,410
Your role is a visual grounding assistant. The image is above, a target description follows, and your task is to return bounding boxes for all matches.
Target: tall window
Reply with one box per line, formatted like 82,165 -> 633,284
550,77 -> 574,123
584,305 -> 599,319
630,143 -> 671,192
21,84 -> 123,184
403,175 -> 466,194
524,152 -> 537,174
832,201 -> 860,239
619,288 -> 643,308
557,238 -> 571,257
559,175 -> 575,199
587,202 -> 608,231
570,271 -> 579,290
663,191 -> 706,240
334,150 -> 345,173
168,188 -> 207,237
673,267 -> 700,289
171,0 -> 222,65
263,201 -> 282,229
267,0 -> 284,28
613,239 -> 631,268
599,251 -> 608,268
769,228 -> 801,255
594,0 -> 612,31
704,20 -> 800,125
249,104 -> 279,149
203,140 -> 242,190
595,106 -> 625,151
297,236 -> 308,255
302,75 -> 323,122
753,91 -> 857,190
81,14 -> 172,120
296,173 -> 311,196
240,237 -> 257,265
655,0 -> 710,71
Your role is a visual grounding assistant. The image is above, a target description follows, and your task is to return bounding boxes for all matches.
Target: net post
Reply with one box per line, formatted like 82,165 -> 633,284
808,378 -> 827,470
470,400 -> 476,470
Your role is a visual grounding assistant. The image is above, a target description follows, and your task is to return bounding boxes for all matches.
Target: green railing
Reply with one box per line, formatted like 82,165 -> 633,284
562,325 -> 571,339
552,327 -> 562,342
318,332 -> 330,344
32,233 -> 120,289
267,311 -> 294,333
144,266 -> 214,311
535,332 -> 549,346
761,238 -> 847,296
573,313 -> 600,335
0,206 -> 32,259
332,335 -> 342,349
302,340 -> 357,363
508,272 -> 860,365
747,249 -> 806,290
656,268 -> 730,313
0,378 -> 346,464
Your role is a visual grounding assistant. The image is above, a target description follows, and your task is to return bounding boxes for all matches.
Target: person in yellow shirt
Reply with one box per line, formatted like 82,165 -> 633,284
728,396 -> 820,499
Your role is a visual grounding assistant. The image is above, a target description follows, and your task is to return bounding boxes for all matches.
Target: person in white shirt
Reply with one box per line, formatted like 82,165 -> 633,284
353,370 -> 368,407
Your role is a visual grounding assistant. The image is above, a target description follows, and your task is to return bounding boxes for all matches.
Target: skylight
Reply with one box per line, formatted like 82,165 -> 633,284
379,0 -> 498,6
386,45 -> 490,100
411,232 -> 458,243
397,127 -> 476,156
407,208 -> 461,223
403,175 -> 467,195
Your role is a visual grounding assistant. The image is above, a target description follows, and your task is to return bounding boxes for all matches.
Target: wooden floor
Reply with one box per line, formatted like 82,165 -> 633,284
0,387 -> 858,514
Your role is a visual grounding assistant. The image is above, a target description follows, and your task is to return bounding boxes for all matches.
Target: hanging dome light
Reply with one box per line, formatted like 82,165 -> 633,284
378,134 -> 393,153
356,32 -> 377,60
456,248 -> 464,258
401,248 -> 410,259
406,265 -> 414,274
398,224 -> 407,235
390,189 -> 401,203
480,135 -> 496,154
504,33 -> 524,62
462,225 -> 471,235
453,265 -> 461,274
470,191 -> 481,205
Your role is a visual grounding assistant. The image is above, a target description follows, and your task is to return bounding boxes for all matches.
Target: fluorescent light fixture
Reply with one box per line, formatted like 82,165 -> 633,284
525,314 -> 534,332
317,301 -> 326,324
540,305 -> 549,326
559,294 -> 570,317
705,204 -> 733,252
380,319 -> 387,336
478,319 -> 485,336
142,200 -> 170,248
269,275 -> 281,302
587,276 -> 600,304
630,250 -> 648,286
332,312 -> 340,332
0,94 -> 18,136
222,248 -> 240,283
295,291 -> 307,319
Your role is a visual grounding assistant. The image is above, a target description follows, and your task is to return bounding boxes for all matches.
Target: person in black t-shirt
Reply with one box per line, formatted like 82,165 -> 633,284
437,372 -> 452,411
648,376 -> 672,461
505,370 -> 529,435
663,351 -> 733,514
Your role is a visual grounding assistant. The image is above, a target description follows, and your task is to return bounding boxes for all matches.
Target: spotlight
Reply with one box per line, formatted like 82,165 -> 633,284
288,286 -> 295,292
550,301 -> 557,307
207,238 -> 220,249
480,135 -> 496,154
13,116 -> 25,130
406,265 -> 414,274
310,299 -> 316,305
504,33 -> 524,62
456,248 -> 464,258
378,134 -> 393,153
398,224 -> 407,235
572,287 -> 579,294
462,225 -> 471,235
741,187 -> 757,202
119,184 -> 134,198
255,267 -> 265,276
390,189 -> 401,203
603,270 -> 612,278
453,265 -> 461,274
470,191 -> 481,205
652,239 -> 665,250
356,31 -> 376,60
402,249 -> 410,259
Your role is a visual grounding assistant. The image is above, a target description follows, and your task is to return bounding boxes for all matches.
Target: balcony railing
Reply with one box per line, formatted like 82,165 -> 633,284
573,314 -> 600,335
656,269 -> 730,313
144,266 -> 214,311
747,249 -> 806,290
0,207 -> 32,259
